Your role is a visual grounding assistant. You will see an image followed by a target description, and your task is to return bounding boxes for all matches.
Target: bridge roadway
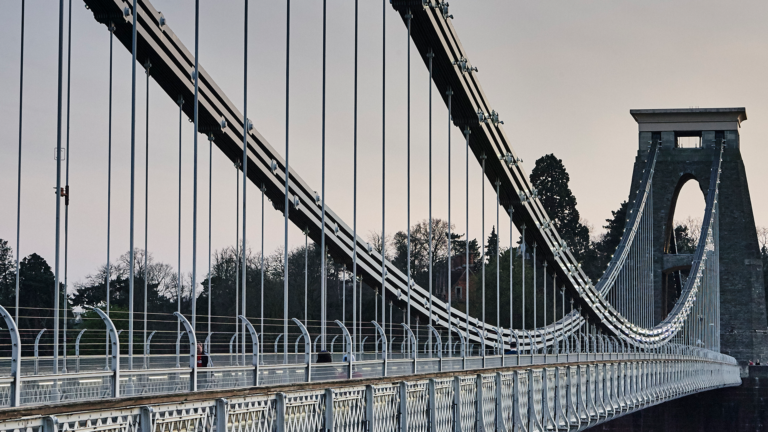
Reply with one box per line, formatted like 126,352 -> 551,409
0,350 -> 740,432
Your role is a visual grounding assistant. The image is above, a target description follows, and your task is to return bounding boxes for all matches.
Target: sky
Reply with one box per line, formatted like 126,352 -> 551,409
1,0 -> 766,289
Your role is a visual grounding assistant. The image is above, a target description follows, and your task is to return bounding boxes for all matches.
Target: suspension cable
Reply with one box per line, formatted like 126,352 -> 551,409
406,9 -> 412,335
176,93 -> 183,345
241,0 -> 249,366
63,0 -> 72,373
320,0 -> 327,352
234,161 -> 239,364
283,0 -> 291,364
380,0 -> 386,360
53,0 -> 66,375
521,224 -> 526,329
427,48 -> 433,354
509,205 -> 513,330
191,0 -> 200,334
143,59 -> 151,369
14,0 -> 26,326
127,0 -> 139,370
464,126 -> 470,342
481,155 -> 485,337
260,184 -> 265,357
446,87 -> 452,353
208,133 -> 212,340
352,0 -> 358,355
495,180 -> 500,331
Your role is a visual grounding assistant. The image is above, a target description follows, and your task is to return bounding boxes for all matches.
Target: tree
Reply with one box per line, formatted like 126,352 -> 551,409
582,201 -> 628,280
486,226 -> 499,264
673,225 -> 697,254
0,239 -> 15,306
530,154 -> 591,263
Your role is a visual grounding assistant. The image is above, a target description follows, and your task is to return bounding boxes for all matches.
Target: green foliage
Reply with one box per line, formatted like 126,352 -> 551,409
674,225 -> 697,254
530,154 -> 591,262
583,201 -> 628,280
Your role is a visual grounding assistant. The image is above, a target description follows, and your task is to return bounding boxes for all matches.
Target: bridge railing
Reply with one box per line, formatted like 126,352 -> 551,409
0,354 -> 741,432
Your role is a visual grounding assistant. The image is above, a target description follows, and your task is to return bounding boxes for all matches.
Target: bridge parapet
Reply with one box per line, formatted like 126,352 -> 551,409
0,356 -> 739,432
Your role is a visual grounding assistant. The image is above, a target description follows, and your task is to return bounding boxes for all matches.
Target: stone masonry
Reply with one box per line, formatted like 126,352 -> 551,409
626,108 -> 768,362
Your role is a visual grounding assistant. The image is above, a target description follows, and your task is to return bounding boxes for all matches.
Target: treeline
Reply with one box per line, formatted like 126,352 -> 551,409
2,153 -> 766,356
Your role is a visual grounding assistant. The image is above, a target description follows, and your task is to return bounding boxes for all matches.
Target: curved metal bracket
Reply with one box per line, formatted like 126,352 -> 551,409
145,331 -> 157,355
334,320 -> 354,363
510,330 -> 521,357
427,325 -> 442,359
292,318 -> 311,363
274,334 -> 283,353
523,330 -> 535,354
173,312 -> 198,372
313,334 -> 321,353
204,332 -> 214,354
294,334 -> 304,354
450,326 -> 466,358
34,329 -> 46,363
176,331 -> 188,368
75,329 -> 87,357
400,323 -> 417,360
0,304 -> 21,406
371,321 -> 388,360
472,326 -> 486,357
237,315 -> 260,367
361,336 -> 369,353
331,335 -> 340,353
494,327 -> 504,354
92,307 -> 120,397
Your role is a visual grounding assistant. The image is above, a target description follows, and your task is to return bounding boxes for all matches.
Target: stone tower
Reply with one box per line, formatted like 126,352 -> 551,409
627,108 -> 767,362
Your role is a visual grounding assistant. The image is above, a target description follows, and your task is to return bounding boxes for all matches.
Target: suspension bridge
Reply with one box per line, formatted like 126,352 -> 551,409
1,0 -> 763,430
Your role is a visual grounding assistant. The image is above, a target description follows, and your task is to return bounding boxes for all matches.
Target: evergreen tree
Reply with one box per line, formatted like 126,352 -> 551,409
584,201 -> 628,280
530,154 -> 591,262
0,239 -> 15,306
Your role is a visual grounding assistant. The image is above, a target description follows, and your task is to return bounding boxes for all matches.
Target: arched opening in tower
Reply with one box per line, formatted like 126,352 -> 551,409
662,175 -> 706,318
